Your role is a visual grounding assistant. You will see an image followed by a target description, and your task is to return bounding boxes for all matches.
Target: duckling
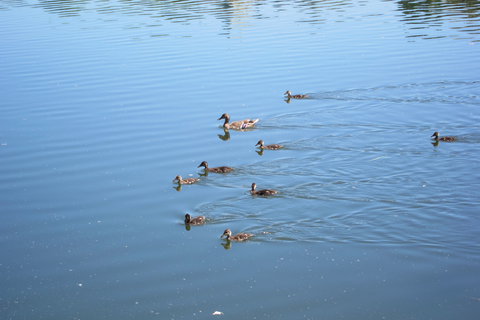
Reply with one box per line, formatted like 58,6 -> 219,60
184,213 -> 206,225
255,139 -> 284,150
284,90 -> 309,99
221,228 -> 253,242
197,161 -> 234,173
173,175 -> 200,185
250,182 -> 278,196
431,131 -> 456,142
218,113 -> 259,130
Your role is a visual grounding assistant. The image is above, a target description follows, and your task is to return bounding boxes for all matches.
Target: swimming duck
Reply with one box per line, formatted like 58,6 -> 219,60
198,161 -> 234,173
284,90 -> 309,99
173,175 -> 200,185
218,113 -> 259,130
221,228 -> 253,242
184,213 -> 206,225
431,132 -> 456,142
250,182 -> 278,196
256,139 -> 284,150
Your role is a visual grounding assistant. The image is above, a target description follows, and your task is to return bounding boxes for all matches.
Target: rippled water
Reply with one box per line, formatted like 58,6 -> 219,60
1,0 -> 480,319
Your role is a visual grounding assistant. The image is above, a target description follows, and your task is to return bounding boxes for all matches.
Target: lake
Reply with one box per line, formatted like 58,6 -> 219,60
1,0 -> 480,319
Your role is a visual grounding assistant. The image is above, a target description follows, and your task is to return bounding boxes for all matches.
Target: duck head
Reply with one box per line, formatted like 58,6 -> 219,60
255,140 -> 265,147
184,213 -> 191,224
217,113 -> 230,122
198,161 -> 208,168
251,182 -> 257,191
431,132 -> 440,139
284,90 -> 292,97
221,228 -> 232,239
173,175 -> 182,182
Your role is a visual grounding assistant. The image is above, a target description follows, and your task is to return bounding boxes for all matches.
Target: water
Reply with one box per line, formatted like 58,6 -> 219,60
1,0 -> 480,319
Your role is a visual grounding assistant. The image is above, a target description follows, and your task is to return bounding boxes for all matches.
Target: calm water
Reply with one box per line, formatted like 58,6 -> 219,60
1,0 -> 480,319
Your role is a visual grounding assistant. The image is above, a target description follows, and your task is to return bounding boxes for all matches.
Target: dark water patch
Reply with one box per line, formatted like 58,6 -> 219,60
397,0 -> 480,40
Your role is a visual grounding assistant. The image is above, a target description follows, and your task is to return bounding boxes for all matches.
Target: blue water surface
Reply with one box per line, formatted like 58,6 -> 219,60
1,1 -> 480,319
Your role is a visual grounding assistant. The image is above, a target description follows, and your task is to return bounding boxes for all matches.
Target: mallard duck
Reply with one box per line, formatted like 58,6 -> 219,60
197,161 -> 234,173
431,131 -> 456,142
218,113 -> 259,130
250,182 -> 278,196
255,139 -> 284,150
184,213 -> 206,225
221,228 -> 253,241
173,175 -> 200,185
284,90 -> 309,99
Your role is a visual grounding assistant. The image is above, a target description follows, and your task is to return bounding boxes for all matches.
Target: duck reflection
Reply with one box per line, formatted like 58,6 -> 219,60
256,149 -> 264,156
218,128 -> 230,141
221,241 -> 232,250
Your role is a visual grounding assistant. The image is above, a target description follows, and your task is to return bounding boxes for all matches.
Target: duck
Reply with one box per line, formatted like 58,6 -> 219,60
218,113 -> 259,130
184,213 -> 206,225
256,139 -> 284,150
221,228 -> 253,242
173,175 -> 200,185
250,182 -> 278,196
284,90 -> 309,99
431,131 -> 456,142
197,161 -> 234,173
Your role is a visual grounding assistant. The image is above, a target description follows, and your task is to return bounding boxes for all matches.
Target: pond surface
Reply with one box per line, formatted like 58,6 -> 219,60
1,0 -> 480,319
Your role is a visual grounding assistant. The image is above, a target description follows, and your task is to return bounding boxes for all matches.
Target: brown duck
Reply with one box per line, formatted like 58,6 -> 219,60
431,132 -> 456,142
173,175 -> 200,185
250,182 -> 278,196
218,113 -> 259,130
198,161 -> 234,173
184,213 -> 206,225
221,228 -> 253,241
284,90 -> 309,99
256,139 -> 284,150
